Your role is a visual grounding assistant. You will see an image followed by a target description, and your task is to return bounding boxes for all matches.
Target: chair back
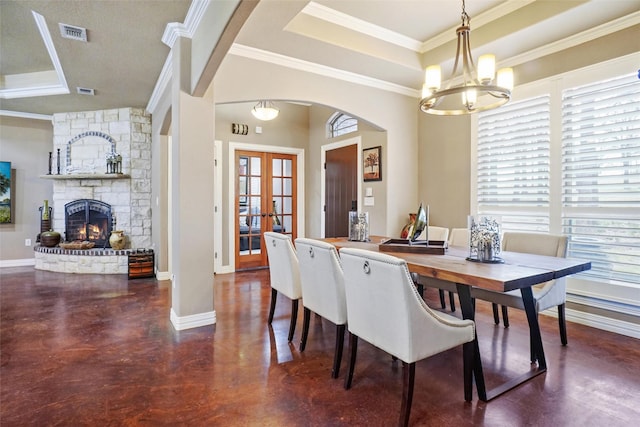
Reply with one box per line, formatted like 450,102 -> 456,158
340,248 -> 474,363
264,232 -> 302,300
502,232 -> 567,258
295,238 -> 347,325
449,228 -> 470,247
502,232 -> 568,309
427,226 -> 449,242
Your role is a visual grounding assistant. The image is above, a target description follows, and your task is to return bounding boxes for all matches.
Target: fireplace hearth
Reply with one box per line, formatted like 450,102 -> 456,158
65,199 -> 113,247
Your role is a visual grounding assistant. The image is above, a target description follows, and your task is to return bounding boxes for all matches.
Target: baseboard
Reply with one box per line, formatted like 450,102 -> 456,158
541,307 -> 640,340
214,265 -> 235,274
0,258 -> 36,268
170,308 -> 216,331
156,271 -> 171,281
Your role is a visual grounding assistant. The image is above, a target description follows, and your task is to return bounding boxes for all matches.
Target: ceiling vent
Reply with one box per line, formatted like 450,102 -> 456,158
59,23 -> 88,42
76,87 -> 95,96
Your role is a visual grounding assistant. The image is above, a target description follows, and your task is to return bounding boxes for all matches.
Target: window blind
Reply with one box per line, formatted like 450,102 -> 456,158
477,95 -> 551,232
561,72 -> 640,284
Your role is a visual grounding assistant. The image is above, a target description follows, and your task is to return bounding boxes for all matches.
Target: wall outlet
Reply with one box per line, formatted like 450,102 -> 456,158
25,238 -> 32,246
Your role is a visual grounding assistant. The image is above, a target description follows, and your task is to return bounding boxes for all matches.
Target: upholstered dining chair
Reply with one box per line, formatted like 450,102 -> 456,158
414,226 -> 457,310
264,232 -> 302,343
295,238 -> 347,378
471,232 -> 570,350
339,247 -> 475,427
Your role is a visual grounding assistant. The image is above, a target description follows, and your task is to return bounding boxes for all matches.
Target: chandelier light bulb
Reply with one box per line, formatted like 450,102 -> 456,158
478,54 -> 495,84
497,68 -> 514,90
425,65 -> 442,90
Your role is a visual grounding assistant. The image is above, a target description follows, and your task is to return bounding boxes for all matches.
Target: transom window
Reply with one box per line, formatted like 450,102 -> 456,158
328,113 -> 358,138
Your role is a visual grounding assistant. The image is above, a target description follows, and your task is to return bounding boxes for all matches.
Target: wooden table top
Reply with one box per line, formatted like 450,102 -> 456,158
323,236 -> 591,292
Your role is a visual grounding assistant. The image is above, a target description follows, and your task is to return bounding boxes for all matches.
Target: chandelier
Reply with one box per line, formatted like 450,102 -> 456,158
420,0 -> 513,115
251,100 -> 279,121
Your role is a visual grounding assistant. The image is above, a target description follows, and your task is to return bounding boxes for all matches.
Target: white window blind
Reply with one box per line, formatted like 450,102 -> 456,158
561,72 -> 640,284
477,95 -> 551,232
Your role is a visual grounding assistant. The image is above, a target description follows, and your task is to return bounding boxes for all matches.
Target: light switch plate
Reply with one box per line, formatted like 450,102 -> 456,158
364,197 -> 375,206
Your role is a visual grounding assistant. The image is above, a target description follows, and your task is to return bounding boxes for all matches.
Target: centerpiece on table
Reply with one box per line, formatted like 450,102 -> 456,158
467,215 -> 502,263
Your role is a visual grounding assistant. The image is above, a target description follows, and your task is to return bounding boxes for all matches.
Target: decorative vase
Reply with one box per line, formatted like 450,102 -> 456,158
109,230 -> 126,250
40,230 -> 61,247
468,215 -> 501,262
401,213 -> 417,239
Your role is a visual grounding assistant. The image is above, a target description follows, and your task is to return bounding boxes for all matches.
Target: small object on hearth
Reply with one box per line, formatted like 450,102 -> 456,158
40,230 -> 61,247
109,230 -> 126,250
59,241 -> 95,250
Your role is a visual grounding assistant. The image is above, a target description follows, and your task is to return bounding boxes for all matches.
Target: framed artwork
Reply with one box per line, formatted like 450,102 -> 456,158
363,146 -> 382,182
0,161 -> 12,223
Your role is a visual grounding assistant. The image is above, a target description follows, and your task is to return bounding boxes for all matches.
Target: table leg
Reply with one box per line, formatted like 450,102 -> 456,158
455,283 -> 487,402
520,286 -> 547,369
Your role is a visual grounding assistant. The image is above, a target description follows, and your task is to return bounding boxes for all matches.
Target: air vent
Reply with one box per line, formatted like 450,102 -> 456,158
59,23 -> 88,42
76,87 -> 95,96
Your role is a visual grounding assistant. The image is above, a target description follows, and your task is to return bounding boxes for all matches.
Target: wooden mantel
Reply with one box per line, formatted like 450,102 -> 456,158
39,174 -> 131,180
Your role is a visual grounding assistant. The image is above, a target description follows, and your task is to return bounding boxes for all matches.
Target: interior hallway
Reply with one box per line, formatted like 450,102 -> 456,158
1,266 -> 639,426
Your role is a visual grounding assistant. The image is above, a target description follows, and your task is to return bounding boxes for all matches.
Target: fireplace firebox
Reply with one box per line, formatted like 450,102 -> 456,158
65,199 -> 113,247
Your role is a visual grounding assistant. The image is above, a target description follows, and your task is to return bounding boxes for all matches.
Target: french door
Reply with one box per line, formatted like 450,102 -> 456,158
235,150 -> 297,270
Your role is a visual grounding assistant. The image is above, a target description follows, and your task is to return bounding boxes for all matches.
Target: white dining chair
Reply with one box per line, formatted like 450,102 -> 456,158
295,238 -> 347,378
413,226 -> 457,309
339,247 -> 475,427
264,232 -> 302,343
471,232 -> 570,351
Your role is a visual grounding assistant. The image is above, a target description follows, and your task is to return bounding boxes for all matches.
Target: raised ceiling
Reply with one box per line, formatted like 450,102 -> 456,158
1,0 -> 639,118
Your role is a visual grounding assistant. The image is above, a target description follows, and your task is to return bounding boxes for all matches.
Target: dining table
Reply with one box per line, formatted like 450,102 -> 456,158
322,236 -> 591,402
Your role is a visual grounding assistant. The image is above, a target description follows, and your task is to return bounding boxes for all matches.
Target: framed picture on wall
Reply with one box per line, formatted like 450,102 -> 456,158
0,161 -> 12,223
363,146 -> 382,182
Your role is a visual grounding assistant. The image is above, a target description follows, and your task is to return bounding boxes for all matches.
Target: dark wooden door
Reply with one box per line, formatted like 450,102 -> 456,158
325,144 -> 357,237
235,151 -> 297,270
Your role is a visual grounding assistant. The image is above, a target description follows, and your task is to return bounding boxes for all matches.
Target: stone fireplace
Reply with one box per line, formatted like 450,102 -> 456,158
65,199 -> 113,247
34,107 -> 152,274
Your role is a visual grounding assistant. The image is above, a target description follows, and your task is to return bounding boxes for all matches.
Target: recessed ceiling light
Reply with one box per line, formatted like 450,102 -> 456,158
59,23 -> 88,42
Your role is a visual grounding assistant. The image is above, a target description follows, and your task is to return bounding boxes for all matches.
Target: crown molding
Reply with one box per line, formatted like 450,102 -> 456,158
229,44 -> 419,98
150,0 -> 211,111
504,10 -> 640,69
0,110 -> 52,121
0,11 -> 68,100
301,1 -> 422,52
421,0 -> 535,53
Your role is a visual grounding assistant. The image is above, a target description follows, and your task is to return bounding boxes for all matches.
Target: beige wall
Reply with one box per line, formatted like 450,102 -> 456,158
0,116 -> 53,263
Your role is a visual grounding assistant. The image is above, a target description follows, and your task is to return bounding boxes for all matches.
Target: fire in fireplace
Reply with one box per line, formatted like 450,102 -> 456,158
65,199 -> 113,247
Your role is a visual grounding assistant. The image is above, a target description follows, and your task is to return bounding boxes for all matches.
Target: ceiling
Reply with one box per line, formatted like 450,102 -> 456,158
1,0 -> 639,118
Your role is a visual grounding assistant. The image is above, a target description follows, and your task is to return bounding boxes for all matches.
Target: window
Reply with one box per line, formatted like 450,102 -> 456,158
477,95 -> 551,232
475,55 -> 640,290
561,73 -> 640,284
328,113 -> 357,138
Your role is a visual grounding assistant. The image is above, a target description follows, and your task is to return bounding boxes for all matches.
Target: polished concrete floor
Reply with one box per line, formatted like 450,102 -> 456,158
1,266 -> 639,426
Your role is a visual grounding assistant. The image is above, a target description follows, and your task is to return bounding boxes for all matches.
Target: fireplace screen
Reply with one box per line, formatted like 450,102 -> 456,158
65,199 -> 113,247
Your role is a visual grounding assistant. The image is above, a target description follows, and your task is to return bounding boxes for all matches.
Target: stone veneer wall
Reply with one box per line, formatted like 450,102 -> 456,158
51,108 -> 152,249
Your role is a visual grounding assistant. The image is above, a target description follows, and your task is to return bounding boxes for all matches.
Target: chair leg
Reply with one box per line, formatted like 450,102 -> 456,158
439,289 -> 446,309
288,299 -> 299,342
344,332 -> 358,390
300,307 -> 311,351
448,291 -> 456,312
501,305 -> 510,328
492,303 -> 500,324
332,324 -> 346,379
558,303 -> 568,345
399,362 -> 415,427
268,288 -> 277,325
